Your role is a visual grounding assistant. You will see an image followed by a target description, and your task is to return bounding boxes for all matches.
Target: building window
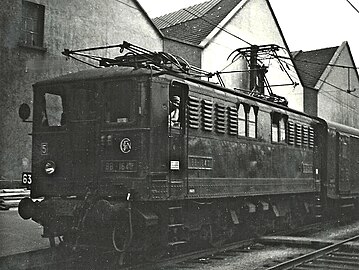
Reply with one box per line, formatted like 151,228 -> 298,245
21,1 -> 45,48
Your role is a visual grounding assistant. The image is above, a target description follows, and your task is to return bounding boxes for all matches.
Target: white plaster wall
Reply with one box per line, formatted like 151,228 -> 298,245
317,45 -> 359,128
201,0 -> 303,111
0,0 -> 163,180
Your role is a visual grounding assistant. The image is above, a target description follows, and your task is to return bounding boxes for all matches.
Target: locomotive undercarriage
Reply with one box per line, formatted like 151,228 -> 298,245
19,192 -> 321,264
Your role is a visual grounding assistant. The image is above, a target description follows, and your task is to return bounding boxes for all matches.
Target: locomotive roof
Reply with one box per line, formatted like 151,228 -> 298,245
33,66 -> 163,86
327,120 -> 359,138
34,65 -> 323,124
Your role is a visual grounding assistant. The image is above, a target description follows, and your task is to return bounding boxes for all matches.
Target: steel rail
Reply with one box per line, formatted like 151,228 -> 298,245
0,221 -> 335,270
265,234 -> 359,270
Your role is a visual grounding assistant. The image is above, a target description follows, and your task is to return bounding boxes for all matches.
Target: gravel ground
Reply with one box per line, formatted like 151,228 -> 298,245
311,219 -> 359,240
180,246 -> 312,270
162,219 -> 359,270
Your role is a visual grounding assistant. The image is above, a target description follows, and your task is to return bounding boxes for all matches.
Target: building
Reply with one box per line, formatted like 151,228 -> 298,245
292,42 -> 359,129
0,0 -> 162,182
153,0 -> 304,111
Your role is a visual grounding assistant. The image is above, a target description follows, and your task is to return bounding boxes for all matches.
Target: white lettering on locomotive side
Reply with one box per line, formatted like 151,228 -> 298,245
102,160 -> 137,173
188,155 -> 213,170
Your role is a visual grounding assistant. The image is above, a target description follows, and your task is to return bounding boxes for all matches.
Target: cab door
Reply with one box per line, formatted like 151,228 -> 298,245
168,81 -> 188,199
338,135 -> 350,194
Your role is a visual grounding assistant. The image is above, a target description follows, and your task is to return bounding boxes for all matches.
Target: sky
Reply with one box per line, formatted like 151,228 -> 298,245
137,0 -> 359,66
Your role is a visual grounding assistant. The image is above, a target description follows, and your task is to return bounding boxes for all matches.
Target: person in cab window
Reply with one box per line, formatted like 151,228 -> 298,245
169,95 -> 181,128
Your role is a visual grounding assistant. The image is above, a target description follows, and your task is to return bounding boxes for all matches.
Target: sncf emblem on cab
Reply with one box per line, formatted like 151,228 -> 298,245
120,138 -> 132,154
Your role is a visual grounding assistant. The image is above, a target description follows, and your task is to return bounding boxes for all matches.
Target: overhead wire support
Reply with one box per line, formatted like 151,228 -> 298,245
62,41 -> 213,78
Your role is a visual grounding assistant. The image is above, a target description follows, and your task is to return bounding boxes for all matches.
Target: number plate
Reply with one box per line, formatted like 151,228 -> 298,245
102,160 -> 137,173
22,172 -> 32,186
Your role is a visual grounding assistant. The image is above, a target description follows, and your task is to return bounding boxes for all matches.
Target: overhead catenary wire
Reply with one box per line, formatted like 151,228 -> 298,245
276,55 -> 359,70
345,0 -> 359,14
183,7 -> 252,46
84,0 -> 359,100
283,59 -> 359,100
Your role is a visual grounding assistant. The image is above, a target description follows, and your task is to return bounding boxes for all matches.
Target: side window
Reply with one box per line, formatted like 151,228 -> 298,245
237,104 -> 246,136
169,95 -> 181,128
279,117 -> 287,143
72,89 -> 97,120
169,81 -> 188,130
21,1 -> 45,48
248,107 -> 257,138
272,113 -> 287,143
272,115 -> 279,142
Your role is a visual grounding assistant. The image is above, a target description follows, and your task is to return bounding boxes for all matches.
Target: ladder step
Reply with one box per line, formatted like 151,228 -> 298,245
168,241 -> 187,246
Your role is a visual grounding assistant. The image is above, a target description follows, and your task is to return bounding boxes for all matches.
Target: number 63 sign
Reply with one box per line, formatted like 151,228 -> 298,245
22,172 -> 32,186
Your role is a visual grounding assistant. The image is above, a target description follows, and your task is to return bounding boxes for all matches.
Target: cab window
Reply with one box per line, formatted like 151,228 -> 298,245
104,81 -> 134,124
45,93 -> 63,126
72,88 -> 97,120
36,90 -> 66,128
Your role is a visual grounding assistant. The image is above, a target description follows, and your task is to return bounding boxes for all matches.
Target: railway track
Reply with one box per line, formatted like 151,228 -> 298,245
260,234 -> 359,269
0,221 -> 353,270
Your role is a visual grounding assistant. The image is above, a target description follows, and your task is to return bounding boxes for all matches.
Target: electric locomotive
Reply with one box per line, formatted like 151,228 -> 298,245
17,41 -> 356,261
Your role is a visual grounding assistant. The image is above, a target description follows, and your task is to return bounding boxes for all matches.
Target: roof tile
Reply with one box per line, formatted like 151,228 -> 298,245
292,47 -> 338,88
153,0 -> 243,45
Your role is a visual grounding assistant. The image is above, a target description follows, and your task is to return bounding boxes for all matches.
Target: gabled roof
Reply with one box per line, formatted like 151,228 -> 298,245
153,0 -> 221,29
131,0 -> 164,39
153,0 -> 243,45
291,46 -> 338,89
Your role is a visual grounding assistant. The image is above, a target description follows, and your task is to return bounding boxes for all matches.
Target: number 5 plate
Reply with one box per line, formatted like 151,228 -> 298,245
22,172 -> 32,186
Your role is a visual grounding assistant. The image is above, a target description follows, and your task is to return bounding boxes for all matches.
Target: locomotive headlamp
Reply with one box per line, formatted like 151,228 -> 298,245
45,160 -> 56,175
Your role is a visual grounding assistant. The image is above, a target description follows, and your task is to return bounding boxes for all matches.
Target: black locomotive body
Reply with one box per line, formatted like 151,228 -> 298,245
18,61 -> 359,259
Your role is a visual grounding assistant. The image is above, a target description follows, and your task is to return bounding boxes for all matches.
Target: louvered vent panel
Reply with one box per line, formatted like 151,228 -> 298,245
215,103 -> 226,133
302,126 -> 309,147
188,96 -> 200,129
295,123 -> 302,146
309,127 -> 314,148
202,99 -> 213,131
288,121 -> 295,145
228,106 -> 238,135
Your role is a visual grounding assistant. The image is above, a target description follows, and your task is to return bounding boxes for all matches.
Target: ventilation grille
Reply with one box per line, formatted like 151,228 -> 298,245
295,123 -> 302,146
188,95 -> 200,129
302,126 -> 309,146
215,103 -> 226,133
288,121 -> 295,145
309,127 -> 314,148
202,99 -> 213,131
228,106 -> 238,135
